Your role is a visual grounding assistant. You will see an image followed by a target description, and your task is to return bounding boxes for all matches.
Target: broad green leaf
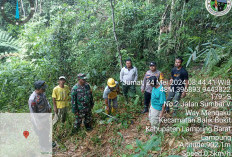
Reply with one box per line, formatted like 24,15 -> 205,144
94,109 -> 103,113
126,144 -> 133,149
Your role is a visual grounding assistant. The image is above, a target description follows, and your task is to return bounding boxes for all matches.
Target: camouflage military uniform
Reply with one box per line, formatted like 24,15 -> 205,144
71,83 -> 94,129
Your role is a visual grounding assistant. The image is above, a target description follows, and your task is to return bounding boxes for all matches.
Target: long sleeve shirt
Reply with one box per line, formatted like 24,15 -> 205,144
141,70 -> 164,93
120,66 -> 138,85
28,91 -> 51,113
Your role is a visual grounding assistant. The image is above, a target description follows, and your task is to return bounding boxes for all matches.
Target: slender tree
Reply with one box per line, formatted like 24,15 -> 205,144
158,5 -> 169,51
20,0 -> 25,18
39,0 -> 42,14
169,0 -> 175,33
110,0 -> 123,68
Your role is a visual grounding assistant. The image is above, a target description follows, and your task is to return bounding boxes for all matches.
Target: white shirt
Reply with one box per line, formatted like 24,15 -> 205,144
120,66 -> 138,85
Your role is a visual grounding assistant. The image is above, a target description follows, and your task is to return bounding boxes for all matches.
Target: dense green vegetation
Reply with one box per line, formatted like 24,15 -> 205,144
1,0 -> 231,111
0,0 -> 231,156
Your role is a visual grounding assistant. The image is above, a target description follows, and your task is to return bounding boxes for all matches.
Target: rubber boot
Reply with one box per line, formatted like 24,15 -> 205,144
85,123 -> 92,131
111,107 -> 115,114
52,141 -> 56,148
172,107 -> 178,117
105,106 -> 110,115
72,123 -> 80,135
141,107 -> 148,114
165,105 -> 170,113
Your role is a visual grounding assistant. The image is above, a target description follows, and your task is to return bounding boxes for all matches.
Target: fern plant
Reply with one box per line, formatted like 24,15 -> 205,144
0,30 -> 20,52
186,39 -> 225,68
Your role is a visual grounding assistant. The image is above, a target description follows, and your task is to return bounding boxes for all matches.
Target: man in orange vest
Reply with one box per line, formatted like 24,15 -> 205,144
103,78 -> 120,115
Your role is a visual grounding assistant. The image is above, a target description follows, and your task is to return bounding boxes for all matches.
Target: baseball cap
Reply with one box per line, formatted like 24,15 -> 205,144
77,73 -> 87,80
59,76 -> 66,80
34,80 -> 47,89
150,62 -> 156,66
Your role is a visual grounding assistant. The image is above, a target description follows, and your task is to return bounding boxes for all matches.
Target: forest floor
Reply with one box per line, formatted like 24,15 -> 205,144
52,109 -> 207,157
53,110 -> 231,157
52,74 -> 231,157
53,110 -> 153,157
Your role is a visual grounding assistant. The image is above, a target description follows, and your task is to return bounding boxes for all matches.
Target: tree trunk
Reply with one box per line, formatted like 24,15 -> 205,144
35,0 -> 38,13
169,0 -> 175,33
157,5 -> 169,52
20,0 -> 26,18
179,1 -> 186,28
110,0 -> 123,68
40,0 -> 42,14
176,1 -> 186,51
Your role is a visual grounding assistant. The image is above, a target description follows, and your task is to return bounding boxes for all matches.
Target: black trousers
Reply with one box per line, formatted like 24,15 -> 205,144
144,91 -> 151,108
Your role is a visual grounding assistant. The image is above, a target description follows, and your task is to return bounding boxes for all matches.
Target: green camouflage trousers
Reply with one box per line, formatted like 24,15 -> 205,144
74,109 -> 92,128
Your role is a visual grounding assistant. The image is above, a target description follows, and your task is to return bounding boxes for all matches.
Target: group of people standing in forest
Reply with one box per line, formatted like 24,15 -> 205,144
28,57 -> 189,132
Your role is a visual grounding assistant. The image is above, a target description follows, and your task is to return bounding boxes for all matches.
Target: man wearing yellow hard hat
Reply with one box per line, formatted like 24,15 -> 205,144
103,78 -> 120,114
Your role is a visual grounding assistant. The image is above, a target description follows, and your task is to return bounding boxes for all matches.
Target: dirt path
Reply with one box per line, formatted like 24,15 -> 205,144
53,111 -> 150,157
53,77 -> 231,157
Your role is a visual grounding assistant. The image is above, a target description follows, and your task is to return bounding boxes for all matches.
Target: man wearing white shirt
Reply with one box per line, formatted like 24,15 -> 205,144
120,59 -> 138,102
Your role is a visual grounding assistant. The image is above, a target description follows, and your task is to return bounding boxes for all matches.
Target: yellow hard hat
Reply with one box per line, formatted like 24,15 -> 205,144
107,78 -> 116,87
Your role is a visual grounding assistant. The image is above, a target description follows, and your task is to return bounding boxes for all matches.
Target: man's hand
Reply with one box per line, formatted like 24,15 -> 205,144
54,107 -> 58,114
105,99 -> 108,106
182,80 -> 189,98
160,112 -> 164,119
169,79 -> 173,87
160,104 -> 166,119
52,98 -> 58,114
181,92 -> 186,98
141,89 -> 145,93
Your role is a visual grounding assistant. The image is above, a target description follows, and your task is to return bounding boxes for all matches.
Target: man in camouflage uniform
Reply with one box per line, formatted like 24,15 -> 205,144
71,73 -> 94,131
